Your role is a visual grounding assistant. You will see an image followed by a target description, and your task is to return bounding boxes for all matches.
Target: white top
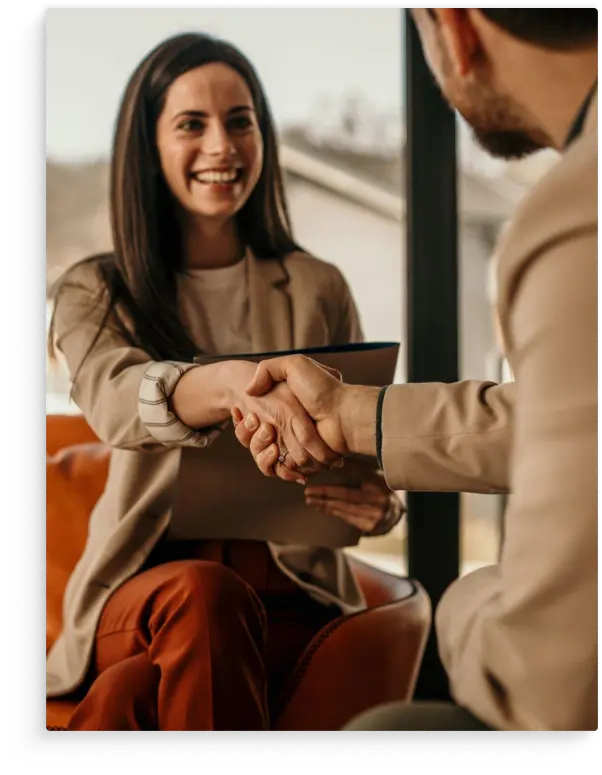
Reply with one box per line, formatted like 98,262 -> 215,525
176,256 -> 251,355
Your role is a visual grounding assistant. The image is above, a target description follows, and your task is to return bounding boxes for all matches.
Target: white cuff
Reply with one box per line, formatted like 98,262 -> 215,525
139,361 -> 226,448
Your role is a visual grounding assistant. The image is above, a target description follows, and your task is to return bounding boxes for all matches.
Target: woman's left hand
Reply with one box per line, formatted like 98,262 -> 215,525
232,408 -> 404,535
304,459 -> 404,535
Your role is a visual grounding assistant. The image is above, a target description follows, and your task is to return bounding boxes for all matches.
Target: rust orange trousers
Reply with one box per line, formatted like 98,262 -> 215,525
67,540 -> 338,731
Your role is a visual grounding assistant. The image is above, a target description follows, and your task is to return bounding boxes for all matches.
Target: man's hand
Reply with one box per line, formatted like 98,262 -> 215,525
246,355 -> 354,455
232,356 -> 381,483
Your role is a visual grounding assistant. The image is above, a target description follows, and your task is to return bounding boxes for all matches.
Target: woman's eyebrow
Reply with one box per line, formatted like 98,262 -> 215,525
172,105 -> 254,124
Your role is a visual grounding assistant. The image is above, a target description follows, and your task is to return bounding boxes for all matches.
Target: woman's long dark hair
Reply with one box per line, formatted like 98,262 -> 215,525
48,32 -> 300,368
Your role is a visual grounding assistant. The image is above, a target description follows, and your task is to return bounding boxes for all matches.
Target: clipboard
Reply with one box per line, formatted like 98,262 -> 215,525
194,341 -> 400,385
169,342 -> 399,547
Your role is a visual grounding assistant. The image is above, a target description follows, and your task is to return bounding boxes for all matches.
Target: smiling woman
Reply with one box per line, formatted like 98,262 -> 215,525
45,32 -> 404,731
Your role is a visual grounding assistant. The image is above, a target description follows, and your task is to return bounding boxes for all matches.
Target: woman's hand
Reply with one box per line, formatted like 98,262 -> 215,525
231,408 -> 332,485
232,413 -> 404,534
304,459 -> 404,535
223,361 -> 340,481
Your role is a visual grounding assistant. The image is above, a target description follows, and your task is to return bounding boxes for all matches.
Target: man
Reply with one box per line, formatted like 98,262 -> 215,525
234,10 -> 597,731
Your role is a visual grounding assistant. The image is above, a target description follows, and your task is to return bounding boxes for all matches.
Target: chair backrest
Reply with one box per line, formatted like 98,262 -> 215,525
46,415 -> 108,652
47,413 -> 98,456
346,556 -> 414,608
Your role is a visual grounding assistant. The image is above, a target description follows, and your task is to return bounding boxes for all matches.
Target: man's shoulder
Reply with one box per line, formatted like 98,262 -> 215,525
496,135 -> 596,286
523,134 -> 596,230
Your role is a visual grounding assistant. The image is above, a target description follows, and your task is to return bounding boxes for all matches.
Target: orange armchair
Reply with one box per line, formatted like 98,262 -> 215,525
46,414 -> 431,731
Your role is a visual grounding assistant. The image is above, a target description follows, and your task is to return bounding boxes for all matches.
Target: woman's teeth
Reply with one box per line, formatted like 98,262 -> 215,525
192,169 -> 240,184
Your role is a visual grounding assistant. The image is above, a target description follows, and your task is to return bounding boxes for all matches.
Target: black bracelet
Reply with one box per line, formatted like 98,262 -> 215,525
375,385 -> 389,469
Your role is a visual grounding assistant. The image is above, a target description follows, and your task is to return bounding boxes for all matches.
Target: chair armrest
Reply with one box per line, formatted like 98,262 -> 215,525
275,581 -> 431,731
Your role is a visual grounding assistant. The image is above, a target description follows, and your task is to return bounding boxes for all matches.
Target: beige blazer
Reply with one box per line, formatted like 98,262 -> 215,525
47,250 -> 367,698
380,97 -> 597,730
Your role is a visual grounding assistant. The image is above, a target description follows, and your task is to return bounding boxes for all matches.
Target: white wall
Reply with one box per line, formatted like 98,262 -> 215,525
459,223 -> 497,381
286,177 -> 406,382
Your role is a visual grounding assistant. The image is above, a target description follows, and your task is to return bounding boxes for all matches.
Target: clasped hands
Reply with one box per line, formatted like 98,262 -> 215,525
230,355 -> 403,536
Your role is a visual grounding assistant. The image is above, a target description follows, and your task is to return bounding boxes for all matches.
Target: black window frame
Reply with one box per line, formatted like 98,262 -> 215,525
404,10 -> 460,701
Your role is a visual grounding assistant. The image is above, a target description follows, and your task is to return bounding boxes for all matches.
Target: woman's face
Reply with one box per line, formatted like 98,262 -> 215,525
156,62 -> 264,223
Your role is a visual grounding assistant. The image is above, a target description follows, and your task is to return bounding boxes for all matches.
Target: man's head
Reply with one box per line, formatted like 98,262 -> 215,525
412,10 -> 598,159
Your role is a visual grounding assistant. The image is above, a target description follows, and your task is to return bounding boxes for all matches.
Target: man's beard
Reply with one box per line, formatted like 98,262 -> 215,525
459,108 -> 547,160
440,54 -> 549,160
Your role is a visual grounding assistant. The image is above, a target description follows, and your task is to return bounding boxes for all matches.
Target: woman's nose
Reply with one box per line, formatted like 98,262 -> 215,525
202,121 -> 234,158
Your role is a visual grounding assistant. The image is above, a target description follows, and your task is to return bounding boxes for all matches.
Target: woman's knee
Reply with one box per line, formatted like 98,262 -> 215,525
157,560 -> 266,628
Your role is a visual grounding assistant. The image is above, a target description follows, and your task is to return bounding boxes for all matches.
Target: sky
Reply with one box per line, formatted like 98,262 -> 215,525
46,8 -> 404,162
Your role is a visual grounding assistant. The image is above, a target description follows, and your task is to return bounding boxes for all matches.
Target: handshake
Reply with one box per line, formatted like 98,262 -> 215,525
230,355 -> 398,536
230,354 -> 380,485
174,353 -> 399,535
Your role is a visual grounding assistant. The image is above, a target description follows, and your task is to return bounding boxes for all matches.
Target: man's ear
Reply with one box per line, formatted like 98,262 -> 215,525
435,8 -> 480,78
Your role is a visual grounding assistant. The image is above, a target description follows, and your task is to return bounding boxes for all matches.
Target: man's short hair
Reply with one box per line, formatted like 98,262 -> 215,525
480,10 -> 597,49
427,5 -> 599,49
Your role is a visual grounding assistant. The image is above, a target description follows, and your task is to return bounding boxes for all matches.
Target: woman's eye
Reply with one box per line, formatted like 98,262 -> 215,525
179,118 -> 204,132
228,116 -> 253,132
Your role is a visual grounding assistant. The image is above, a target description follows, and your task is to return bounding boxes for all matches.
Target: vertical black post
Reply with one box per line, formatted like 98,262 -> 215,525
404,10 -> 461,700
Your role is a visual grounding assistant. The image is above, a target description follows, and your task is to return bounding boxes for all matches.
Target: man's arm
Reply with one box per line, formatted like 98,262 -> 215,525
436,231 -> 597,730
380,380 -> 513,494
